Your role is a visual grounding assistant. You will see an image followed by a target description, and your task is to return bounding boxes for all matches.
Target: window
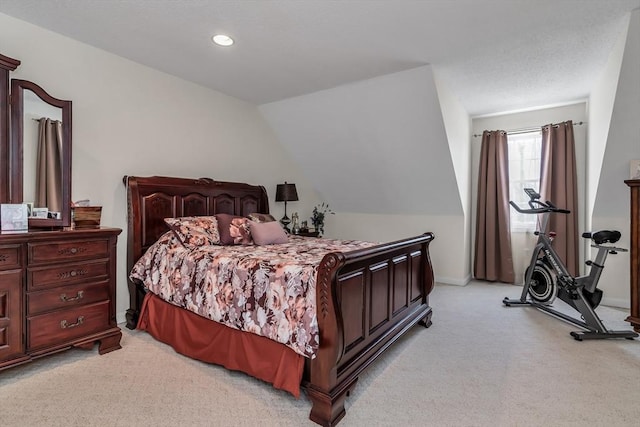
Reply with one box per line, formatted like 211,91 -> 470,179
508,131 -> 542,231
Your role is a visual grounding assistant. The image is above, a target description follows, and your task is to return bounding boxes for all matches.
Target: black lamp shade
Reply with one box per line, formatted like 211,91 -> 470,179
275,182 -> 298,202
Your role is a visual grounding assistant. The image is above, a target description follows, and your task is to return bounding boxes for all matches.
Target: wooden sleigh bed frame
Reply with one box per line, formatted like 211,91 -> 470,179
124,175 -> 435,426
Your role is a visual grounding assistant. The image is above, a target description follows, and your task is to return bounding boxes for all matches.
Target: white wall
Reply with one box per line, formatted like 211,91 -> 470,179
432,69 -> 471,217
259,65 -> 469,285
590,9 -> 640,308
592,9 -> 640,219
0,13 -> 315,323
432,68 -> 472,283
587,14 -> 628,225
327,213 -> 469,285
259,65 -> 461,216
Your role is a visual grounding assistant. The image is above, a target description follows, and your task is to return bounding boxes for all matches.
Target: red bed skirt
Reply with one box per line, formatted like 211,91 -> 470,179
137,293 -> 305,397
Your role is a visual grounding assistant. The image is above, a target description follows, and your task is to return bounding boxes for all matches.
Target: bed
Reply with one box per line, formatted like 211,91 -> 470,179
124,175 -> 435,426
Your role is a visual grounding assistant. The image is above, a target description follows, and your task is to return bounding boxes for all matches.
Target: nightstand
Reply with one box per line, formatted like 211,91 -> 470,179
295,231 -> 320,238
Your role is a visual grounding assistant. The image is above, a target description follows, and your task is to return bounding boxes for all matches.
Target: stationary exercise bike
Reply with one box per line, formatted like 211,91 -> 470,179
503,188 -> 638,340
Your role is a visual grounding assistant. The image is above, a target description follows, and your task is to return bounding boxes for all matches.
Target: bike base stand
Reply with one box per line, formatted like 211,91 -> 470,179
503,297 -> 639,341
570,330 -> 638,341
503,297 -> 531,307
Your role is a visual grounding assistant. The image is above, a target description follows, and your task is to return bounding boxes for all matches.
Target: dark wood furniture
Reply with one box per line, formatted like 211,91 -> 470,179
0,52 -> 119,371
625,179 -> 640,332
9,79 -> 73,228
295,230 -> 320,237
0,53 -> 20,203
0,227 -> 122,370
124,175 -> 435,427
0,51 -> 73,229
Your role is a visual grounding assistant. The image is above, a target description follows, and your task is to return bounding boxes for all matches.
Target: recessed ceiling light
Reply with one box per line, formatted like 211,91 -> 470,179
212,34 -> 234,47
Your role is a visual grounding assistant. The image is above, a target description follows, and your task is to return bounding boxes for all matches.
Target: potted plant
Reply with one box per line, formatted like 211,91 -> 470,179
311,202 -> 334,236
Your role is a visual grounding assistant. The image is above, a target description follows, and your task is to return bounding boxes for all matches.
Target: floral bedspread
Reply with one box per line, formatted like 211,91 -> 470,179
129,232 -> 376,358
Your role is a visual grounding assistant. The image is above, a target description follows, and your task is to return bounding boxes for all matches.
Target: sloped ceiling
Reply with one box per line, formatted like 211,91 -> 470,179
260,66 -> 461,215
594,9 -> 640,217
1,1 -> 638,219
0,1 -> 638,116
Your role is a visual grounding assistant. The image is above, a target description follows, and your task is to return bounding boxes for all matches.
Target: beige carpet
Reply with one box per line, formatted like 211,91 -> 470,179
1,282 -> 640,427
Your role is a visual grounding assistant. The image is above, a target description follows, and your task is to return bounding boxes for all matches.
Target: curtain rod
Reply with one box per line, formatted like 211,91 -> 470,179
473,121 -> 585,138
31,118 -> 62,124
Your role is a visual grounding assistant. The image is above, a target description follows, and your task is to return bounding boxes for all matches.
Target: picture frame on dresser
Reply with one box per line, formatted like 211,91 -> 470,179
0,203 -> 28,231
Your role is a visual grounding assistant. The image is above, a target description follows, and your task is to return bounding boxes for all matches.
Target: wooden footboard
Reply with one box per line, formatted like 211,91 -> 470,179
305,233 -> 435,426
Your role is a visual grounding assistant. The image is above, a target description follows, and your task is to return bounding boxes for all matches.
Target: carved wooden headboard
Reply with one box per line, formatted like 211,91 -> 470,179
122,175 -> 269,328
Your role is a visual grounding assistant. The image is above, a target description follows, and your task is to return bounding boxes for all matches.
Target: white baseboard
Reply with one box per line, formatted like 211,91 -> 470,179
117,311 -> 127,325
601,296 -> 630,310
436,275 -> 471,286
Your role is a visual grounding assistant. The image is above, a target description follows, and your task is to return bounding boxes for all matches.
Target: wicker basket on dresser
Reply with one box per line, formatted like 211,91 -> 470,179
0,227 -> 122,370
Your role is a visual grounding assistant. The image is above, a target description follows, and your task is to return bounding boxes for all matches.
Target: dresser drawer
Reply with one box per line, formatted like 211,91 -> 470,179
27,260 -> 109,291
27,301 -> 110,350
28,239 -> 109,265
0,245 -> 21,270
0,269 -> 23,361
27,280 -> 110,316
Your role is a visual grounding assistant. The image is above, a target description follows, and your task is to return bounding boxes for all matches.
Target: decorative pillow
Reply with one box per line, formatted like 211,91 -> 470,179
249,220 -> 288,245
247,212 -> 277,223
164,216 -> 220,248
215,213 -> 253,245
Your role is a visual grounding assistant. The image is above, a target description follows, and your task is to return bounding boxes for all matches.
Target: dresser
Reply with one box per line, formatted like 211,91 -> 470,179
626,180 -> 640,333
0,227 -> 122,370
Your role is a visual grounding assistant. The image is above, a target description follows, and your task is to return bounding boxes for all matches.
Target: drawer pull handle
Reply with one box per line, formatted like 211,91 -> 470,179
60,316 -> 85,329
58,247 -> 87,256
58,269 -> 88,279
0,254 -> 7,262
60,291 -> 84,302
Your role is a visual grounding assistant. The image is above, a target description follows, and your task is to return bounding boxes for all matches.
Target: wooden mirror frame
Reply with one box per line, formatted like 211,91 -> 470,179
0,53 -> 21,203
10,79 -> 72,228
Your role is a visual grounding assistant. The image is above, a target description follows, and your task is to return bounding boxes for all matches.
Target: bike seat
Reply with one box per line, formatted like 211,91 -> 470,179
581,230 -> 621,244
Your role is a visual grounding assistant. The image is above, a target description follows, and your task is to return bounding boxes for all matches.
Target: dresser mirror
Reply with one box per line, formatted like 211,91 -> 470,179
10,79 -> 72,228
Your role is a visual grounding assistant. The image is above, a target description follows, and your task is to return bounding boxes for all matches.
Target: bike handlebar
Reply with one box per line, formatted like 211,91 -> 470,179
509,192 -> 571,215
